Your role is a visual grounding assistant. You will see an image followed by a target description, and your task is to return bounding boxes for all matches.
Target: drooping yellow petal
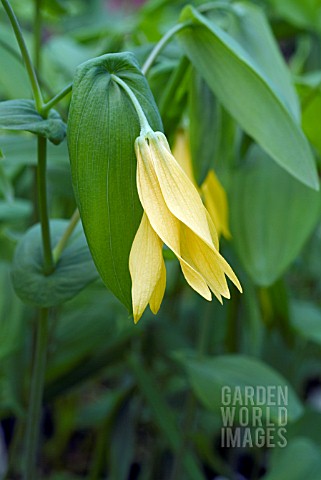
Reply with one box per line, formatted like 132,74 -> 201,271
149,260 -> 166,314
182,224 -> 242,295
201,170 -> 231,240
129,213 -> 165,323
146,132 -> 215,250
134,131 -> 241,305
181,224 -> 229,300
172,129 -> 196,185
135,136 -> 212,301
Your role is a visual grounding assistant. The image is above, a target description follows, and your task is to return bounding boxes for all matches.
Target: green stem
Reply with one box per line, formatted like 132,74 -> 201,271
24,308 -> 49,480
141,23 -> 188,76
52,209 -> 80,263
0,0 -> 43,111
37,136 -> 54,275
34,0 -> 42,72
42,83 -> 73,115
111,74 -> 151,135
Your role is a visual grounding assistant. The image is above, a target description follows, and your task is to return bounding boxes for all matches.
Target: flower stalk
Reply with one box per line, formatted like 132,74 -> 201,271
111,74 -> 151,135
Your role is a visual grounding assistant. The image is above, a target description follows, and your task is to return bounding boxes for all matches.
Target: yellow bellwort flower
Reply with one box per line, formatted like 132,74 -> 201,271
173,129 -> 231,240
111,74 -> 241,323
201,170 -> 231,240
129,130 -> 242,323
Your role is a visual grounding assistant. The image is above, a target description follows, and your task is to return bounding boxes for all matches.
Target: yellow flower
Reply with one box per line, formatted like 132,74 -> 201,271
129,130 -> 242,323
173,129 -> 231,240
201,170 -> 231,240
172,128 -> 196,186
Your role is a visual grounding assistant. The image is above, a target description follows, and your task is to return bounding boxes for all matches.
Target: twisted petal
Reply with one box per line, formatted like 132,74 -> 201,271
129,213 -> 165,323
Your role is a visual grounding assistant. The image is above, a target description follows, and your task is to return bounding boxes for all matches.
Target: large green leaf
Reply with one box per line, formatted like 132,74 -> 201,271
0,27 -> 31,99
0,199 -> 32,222
11,220 -> 98,307
297,72 -> 321,156
0,262 -> 26,417
230,145 -> 321,286
227,2 -> 300,121
0,153 -> 14,202
291,300 -> 321,346
287,408 -> 321,447
0,134 -> 69,168
263,438 -> 321,480
178,6 -> 318,189
45,283 -> 130,384
179,353 -> 303,422
0,100 -> 66,145
267,0 -> 321,32
67,52 -> 162,311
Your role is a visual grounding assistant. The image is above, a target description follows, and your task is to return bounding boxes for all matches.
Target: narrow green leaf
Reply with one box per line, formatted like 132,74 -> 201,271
230,145 -> 321,286
109,400 -> 137,480
188,69 -> 220,183
179,353 -> 303,422
0,100 -> 66,145
178,6 -> 319,189
11,220 -> 98,307
67,52 -> 162,311
128,355 -> 205,480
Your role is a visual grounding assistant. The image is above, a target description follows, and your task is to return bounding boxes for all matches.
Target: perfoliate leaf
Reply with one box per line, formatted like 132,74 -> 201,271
67,52 -> 163,311
230,145 -> 321,286
178,6 -> 319,189
0,100 -> 66,145
11,220 -> 98,307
